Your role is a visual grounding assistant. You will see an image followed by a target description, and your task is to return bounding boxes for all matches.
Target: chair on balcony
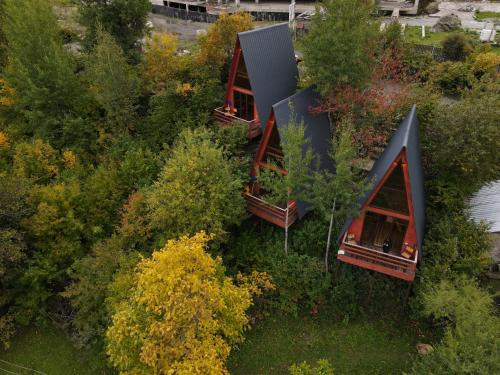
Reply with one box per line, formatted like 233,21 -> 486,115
213,23 -> 298,140
337,105 -> 425,282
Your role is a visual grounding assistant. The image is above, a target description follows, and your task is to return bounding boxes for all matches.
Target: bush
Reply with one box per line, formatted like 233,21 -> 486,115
409,277 -> 500,375
428,61 -> 474,96
441,34 -> 472,61
290,359 -> 334,375
470,52 -> 500,78
267,253 -> 331,316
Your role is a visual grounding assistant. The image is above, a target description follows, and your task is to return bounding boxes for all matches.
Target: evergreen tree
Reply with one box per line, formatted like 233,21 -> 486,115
303,0 -> 377,94
78,0 -> 151,61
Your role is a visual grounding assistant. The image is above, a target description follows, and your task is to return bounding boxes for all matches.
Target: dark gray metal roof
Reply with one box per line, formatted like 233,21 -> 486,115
339,105 -> 426,256
272,86 -> 334,218
238,23 -> 298,130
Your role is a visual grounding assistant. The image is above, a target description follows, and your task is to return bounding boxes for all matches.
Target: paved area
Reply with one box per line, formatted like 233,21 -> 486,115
395,1 -> 500,30
149,13 -> 210,39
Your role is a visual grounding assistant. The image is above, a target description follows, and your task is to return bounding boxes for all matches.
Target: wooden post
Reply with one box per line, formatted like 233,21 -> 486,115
325,198 -> 336,273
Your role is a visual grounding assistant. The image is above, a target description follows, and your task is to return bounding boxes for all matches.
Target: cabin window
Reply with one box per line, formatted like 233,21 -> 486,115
234,55 -> 251,90
360,212 -> 408,253
233,91 -> 254,121
369,163 -> 409,214
263,125 -> 285,167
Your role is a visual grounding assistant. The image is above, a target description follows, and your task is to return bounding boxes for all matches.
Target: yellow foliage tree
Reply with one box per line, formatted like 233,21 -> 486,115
106,232 -> 270,375
197,12 -> 253,75
13,139 -> 59,182
141,32 -> 188,94
471,52 -> 500,78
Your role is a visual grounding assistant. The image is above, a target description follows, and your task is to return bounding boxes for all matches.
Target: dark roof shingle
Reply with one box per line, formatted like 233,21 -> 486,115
238,23 -> 298,129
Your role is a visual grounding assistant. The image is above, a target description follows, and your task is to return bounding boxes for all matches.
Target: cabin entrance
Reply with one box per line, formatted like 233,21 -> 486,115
360,211 -> 408,255
233,90 -> 255,121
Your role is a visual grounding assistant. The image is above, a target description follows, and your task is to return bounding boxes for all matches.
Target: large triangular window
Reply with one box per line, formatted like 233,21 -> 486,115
368,162 -> 409,214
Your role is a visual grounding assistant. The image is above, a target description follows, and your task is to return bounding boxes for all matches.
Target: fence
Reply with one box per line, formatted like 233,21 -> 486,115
152,4 -> 292,23
410,44 -> 445,61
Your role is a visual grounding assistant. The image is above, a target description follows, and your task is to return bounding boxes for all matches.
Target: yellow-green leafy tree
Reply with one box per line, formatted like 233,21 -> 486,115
197,12 -> 253,78
106,232 -> 268,374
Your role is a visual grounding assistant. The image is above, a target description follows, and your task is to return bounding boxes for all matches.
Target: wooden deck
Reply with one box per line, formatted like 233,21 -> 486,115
337,236 -> 417,282
244,192 -> 298,228
213,107 -> 262,139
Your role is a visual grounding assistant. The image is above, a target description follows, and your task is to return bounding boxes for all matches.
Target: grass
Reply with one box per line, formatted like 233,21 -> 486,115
0,325 -> 111,375
403,26 -> 477,47
228,314 -> 422,375
475,11 -> 500,20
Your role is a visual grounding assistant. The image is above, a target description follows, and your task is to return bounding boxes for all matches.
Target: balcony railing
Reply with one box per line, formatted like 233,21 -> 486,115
244,192 -> 298,228
337,233 -> 417,282
213,107 -> 261,139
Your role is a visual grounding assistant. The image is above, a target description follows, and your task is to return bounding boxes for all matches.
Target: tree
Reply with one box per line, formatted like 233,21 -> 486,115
146,128 -> 245,245
197,12 -> 253,79
441,34 -> 472,62
1,0 -> 89,145
312,119 -> 368,272
85,29 -> 140,133
78,0 -> 151,60
141,32 -> 188,94
303,0 -> 377,94
421,79 -> 500,192
409,277 -> 500,375
106,232 -> 256,374
258,118 -> 316,254
0,176 -> 30,348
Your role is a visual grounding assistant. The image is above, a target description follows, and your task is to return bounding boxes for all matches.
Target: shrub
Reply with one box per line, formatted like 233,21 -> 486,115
267,253 -> 331,316
428,61 -> 474,96
441,34 -> 472,61
471,52 -> 500,78
290,359 -> 334,375
409,277 -> 500,375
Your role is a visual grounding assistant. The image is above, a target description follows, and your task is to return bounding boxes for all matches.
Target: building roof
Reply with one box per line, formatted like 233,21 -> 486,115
469,180 -> 500,233
339,105 -> 426,254
238,23 -> 298,130
272,86 -> 334,218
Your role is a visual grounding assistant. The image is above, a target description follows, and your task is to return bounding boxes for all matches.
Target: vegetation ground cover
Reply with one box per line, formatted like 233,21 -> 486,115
228,314 -> 423,375
0,325 -> 110,375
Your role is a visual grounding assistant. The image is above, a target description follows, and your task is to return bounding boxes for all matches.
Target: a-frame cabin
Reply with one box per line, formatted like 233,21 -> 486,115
213,23 -> 298,139
245,86 -> 334,228
337,105 -> 425,282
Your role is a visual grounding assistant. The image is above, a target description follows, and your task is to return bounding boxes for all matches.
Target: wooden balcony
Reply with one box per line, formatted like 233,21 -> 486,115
213,107 -> 261,139
337,234 -> 417,282
244,192 -> 298,228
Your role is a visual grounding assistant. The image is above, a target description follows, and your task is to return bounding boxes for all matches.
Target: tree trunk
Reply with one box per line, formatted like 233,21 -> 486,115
325,198 -> 336,272
284,192 -> 290,255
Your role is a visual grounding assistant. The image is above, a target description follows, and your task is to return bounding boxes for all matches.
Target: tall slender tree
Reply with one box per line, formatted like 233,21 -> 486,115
312,119 -> 368,272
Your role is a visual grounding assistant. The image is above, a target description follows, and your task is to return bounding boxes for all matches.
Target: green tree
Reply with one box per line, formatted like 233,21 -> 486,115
146,128 -> 245,244
312,119 -> 368,271
258,118 -> 316,254
65,192 -> 150,349
78,0 -> 151,60
105,232 -> 256,374
409,277 -> 500,375
85,29 -> 140,133
441,34 -> 472,62
422,79 -> 500,192
0,176 -> 30,348
1,0 -> 88,145
303,0 -> 377,94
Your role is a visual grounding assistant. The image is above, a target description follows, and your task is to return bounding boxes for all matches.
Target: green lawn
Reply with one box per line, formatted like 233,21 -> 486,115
403,26 -> 477,47
0,325 -> 111,375
475,11 -> 500,20
228,314 -> 421,375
